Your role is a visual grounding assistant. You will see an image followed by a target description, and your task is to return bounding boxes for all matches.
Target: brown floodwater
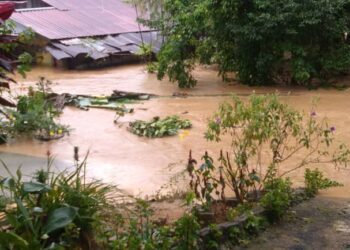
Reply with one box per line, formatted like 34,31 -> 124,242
1,64 -> 350,198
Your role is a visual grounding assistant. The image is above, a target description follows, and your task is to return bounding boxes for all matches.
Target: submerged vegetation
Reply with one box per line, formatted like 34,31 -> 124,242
11,78 -> 68,140
129,115 -> 192,138
0,77 -> 69,142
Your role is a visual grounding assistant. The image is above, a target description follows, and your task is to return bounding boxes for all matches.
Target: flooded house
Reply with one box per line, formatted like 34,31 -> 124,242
6,0 -> 162,69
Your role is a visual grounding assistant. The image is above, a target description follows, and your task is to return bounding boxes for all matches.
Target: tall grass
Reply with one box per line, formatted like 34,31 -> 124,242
0,147 -> 123,249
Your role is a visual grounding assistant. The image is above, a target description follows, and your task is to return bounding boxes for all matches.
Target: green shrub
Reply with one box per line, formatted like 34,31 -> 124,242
304,168 -> 342,197
189,94 -> 349,206
109,199 -> 161,250
146,0 -> 350,87
106,197 -> 200,250
187,151 -> 221,210
0,150 -> 203,250
11,78 -> 68,138
260,178 -> 293,222
225,211 -> 267,247
243,211 -> 267,236
0,149 -> 113,249
173,213 -> 201,250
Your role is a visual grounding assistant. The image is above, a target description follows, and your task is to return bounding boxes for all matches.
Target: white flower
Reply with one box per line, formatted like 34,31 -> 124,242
33,207 -> 43,214
41,234 -> 49,240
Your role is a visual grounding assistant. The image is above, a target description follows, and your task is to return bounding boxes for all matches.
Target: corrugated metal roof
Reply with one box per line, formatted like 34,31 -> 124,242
45,46 -> 71,60
10,0 -> 148,40
42,0 -> 131,12
45,31 -> 163,61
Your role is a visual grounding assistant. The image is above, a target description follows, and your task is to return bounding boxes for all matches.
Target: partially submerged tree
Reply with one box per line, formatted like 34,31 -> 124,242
143,0 -> 350,88
188,94 -> 350,205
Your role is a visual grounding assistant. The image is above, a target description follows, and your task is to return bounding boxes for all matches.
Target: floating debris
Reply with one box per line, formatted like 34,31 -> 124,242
47,90 -> 156,112
111,90 -> 156,101
34,129 -> 66,141
129,116 -> 192,138
90,97 -> 109,105
114,105 -> 134,123
172,92 -> 189,98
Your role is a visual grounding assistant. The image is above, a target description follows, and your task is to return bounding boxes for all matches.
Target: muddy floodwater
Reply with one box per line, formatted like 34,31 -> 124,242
1,64 -> 350,198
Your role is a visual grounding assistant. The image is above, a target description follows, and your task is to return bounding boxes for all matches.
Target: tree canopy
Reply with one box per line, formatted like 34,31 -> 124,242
139,0 -> 350,88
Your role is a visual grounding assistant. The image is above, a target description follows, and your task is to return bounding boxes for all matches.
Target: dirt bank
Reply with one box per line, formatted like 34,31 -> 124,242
230,192 -> 350,250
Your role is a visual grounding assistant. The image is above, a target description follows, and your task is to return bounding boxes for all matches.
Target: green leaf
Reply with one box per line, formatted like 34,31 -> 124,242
0,177 -> 15,189
0,232 -> 28,250
16,198 -> 35,233
22,182 -> 51,194
43,207 -> 77,234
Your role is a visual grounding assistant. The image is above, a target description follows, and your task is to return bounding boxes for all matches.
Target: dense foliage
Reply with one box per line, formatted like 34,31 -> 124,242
260,177 -> 293,222
140,0 -> 350,87
0,149 -> 112,249
8,78 -> 68,140
0,152 -> 204,250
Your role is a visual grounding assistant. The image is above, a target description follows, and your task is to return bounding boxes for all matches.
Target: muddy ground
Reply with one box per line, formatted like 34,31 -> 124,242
231,192 -> 350,250
0,64 -> 349,248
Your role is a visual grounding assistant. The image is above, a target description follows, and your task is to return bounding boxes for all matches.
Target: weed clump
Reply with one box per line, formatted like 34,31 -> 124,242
304,168 -> 342,197
10,77 -> 69,140
129,115 -> 191,138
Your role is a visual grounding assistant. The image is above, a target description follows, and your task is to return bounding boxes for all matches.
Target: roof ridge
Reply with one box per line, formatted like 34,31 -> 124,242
15,7 -> 60,13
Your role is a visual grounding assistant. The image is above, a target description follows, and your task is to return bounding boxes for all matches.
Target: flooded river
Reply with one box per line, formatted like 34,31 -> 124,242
1,64 -> 350,198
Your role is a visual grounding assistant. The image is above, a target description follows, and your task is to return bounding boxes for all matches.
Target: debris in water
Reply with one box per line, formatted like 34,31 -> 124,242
173,92 -> 189,98
129,116 -> 192,138
34,130 -> 66,141
111,90 -> 156,101
114,105 -> 134,123
48,90 -> 155,111
90,97 -> 109,105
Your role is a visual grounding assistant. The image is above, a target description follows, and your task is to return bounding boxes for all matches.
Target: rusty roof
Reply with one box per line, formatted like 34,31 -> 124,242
10,0 -> 148,40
